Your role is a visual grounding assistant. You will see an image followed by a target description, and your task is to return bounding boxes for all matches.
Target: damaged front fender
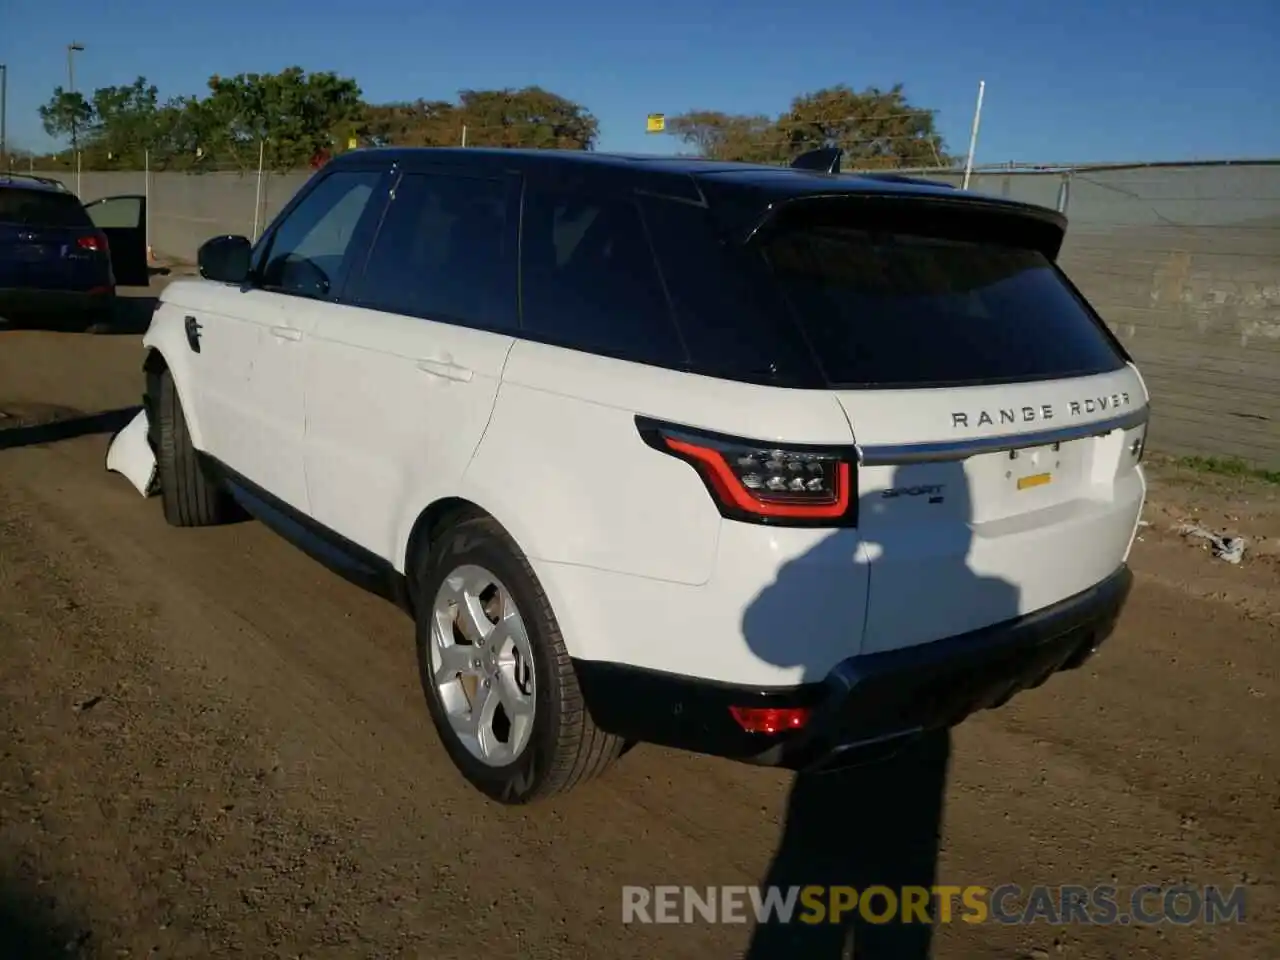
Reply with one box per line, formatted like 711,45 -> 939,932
105,408 -> 158,497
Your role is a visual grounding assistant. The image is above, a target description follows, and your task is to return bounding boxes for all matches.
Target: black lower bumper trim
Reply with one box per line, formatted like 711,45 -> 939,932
573,565 -> 1132,770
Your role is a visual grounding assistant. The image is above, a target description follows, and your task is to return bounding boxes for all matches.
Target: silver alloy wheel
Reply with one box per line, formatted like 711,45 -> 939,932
430,563 -> 537,766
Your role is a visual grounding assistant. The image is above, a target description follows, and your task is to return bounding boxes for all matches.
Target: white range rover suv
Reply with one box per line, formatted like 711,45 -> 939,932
115,146 -> 1149,804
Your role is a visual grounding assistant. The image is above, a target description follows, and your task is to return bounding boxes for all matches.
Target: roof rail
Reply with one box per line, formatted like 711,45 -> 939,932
790,147 -> 842,174
0,172 -> 71,191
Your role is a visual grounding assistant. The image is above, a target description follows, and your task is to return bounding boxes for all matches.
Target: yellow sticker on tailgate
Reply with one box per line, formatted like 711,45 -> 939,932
1017,472 -> 1052,490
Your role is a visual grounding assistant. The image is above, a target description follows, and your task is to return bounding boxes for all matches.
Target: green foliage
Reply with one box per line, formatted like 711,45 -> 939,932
37,88 -> 94,142
360,87 -> 598,150
668,84 -> 953,169
34,71 -> 943,172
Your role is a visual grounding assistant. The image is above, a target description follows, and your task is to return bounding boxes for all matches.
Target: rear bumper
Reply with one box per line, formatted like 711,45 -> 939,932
573,564 -> 1132,770
0,286 -> 115,325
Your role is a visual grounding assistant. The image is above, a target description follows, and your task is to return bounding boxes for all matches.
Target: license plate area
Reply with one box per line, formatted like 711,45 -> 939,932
967,438 -> 1089,521
14,243 -> 54,262
1003,439 -> 1084,498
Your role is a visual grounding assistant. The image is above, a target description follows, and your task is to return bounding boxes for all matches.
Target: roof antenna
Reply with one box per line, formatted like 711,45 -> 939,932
790,146 -> 842,174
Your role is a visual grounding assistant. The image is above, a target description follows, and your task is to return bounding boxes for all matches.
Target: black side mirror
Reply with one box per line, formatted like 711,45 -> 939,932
197,235 -> 252,284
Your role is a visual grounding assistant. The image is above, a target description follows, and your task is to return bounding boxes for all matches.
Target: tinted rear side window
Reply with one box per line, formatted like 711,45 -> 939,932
640,196 -> 818,386
0,187 -> 91,227
761,226 -> 1126,389
519,185 -> 685,366
346,172 -> 515,330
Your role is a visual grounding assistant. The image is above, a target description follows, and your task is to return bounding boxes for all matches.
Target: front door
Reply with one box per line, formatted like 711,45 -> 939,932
203,167 -> 389,512
84,194 -> 148,286
303,167 -> 520,561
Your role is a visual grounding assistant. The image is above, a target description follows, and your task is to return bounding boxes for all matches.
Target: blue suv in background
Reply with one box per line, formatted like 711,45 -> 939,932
0,173 -> 149,330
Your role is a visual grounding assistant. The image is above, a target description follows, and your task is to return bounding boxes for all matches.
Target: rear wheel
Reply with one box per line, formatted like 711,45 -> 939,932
155,369 -> 235,527
413,515 -> 625,804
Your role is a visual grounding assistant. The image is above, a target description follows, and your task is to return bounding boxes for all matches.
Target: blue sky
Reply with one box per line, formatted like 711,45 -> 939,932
3,0 -> 1277,164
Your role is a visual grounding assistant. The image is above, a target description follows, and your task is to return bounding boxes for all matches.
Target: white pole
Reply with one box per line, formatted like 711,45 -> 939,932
461,124 -> 467,147
252,138 -> 265,239
75,149 -> 81,197
962,80 -> 985,190
144,147 -> 151,263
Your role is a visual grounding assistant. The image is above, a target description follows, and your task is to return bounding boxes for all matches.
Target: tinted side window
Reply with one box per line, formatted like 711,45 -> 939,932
260,170 -> 382,298
519,185 -> 685,366
639,196 -> 818,386
0,187 -> 91,227
345,172 -> 514,330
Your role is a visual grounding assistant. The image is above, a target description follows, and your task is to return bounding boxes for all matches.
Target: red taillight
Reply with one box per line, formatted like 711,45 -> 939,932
729,706 -> 812,735
77,232 -> 109,253
636,417 -> 856,526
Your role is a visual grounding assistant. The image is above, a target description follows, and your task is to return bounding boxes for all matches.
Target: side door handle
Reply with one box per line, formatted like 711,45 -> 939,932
415,358 -> 473,382
269,325 -> 303,342
183,315 -> 202,353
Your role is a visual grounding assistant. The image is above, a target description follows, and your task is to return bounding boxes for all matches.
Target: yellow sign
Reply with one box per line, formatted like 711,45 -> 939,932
646,113 -> 666,133
347,137 -> 358,150
1017,472 -> 1052,490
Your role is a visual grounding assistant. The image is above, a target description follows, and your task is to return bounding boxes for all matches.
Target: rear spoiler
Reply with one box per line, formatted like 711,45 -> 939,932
0,172 -> 71,192
742,191 -> 1069,262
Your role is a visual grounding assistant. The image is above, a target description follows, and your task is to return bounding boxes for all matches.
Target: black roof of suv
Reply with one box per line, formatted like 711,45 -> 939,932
325,147 -> 1068,257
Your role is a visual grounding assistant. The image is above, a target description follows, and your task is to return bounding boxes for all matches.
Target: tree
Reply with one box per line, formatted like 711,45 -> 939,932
197,67 -> 365,172
360,99 -> 464,147
668,84 -> 952,169
37,87 -> 94,144
86,76 -> 160,166
665,111 -> 778,163
777,84 -> 948,168
36,71 -> 598,169
453,87 -> 598,150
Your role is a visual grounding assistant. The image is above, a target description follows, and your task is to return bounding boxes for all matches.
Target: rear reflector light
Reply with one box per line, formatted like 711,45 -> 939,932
729,706 -> 812,735
1129,428 -> 1146,462
77,233 -> 109,252
636,416 -> 857,526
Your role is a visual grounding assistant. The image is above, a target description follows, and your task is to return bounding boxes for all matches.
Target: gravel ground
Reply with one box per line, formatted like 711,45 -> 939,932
0,284 -> 1276,959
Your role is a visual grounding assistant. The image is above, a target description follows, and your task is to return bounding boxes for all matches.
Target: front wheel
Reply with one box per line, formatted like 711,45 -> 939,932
413,516 -> 625,804
154,368 -> 236,527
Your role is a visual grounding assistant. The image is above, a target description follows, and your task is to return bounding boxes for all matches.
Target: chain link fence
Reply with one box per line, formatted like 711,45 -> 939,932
28,159 -> 1280,469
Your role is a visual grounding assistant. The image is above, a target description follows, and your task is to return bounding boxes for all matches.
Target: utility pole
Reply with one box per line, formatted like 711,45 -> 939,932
67,43 -> 84,194
1,64 -> 8,167
961,79 -> 985,191
67,42 -> 84,151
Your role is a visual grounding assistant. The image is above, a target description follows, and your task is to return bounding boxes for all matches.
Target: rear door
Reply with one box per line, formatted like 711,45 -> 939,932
0,183 -> 104,290
303,166 -> 519,559
84,194 -> 148,286
755,196 -> 1148,654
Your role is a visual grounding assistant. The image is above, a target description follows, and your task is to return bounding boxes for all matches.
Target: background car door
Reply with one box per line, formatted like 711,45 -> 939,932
302,167 -> 519,561
200,167 -> 388,513
83,194 -> 148,286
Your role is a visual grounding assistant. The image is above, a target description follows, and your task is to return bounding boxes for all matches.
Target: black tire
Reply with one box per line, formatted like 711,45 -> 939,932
413,515 -> 625,804
155,368 -> 234,527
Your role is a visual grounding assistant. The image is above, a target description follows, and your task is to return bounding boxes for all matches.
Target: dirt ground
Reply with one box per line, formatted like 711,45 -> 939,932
0,283 -> 1276,960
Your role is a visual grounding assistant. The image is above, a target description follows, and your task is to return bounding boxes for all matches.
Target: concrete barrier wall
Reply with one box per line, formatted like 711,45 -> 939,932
32,169 -> 314,264
34,161 -> 1280,468
950,164 -> 1280,470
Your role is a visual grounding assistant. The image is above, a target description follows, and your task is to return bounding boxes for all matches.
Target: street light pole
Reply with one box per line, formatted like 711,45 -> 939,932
1,64 -> 8,168
67,43 -> 84,194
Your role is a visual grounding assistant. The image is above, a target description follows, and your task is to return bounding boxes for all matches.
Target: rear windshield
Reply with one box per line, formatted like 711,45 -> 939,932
0,186 -> 91,227
760,225 -> 1126,389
